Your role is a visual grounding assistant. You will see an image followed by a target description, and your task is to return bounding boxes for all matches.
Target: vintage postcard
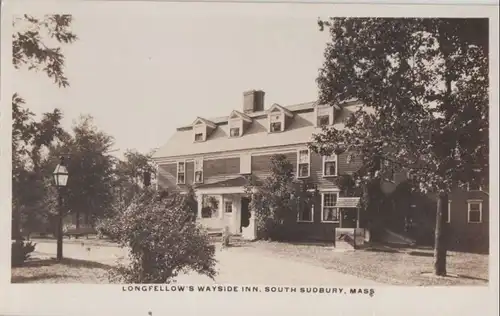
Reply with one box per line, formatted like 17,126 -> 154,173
0,0 -> 498,315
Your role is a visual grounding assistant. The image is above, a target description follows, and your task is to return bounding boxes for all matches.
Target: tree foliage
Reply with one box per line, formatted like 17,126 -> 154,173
244,154 -> 316,240
13,14 -> 77,87
12,14 -> 77,239
312,18 -> 488,193
12,94 -> 66,238
99,189 -> 217,283
311,18 -> 488,275
44,115 -> 117,226
113,149 -> 156,207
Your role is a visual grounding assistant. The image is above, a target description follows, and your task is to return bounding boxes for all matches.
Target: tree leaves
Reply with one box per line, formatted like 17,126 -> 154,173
13,14 -> 77,87
312,18 -> 488,194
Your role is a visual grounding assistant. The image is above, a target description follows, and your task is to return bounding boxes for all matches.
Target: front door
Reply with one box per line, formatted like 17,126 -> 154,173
240,197 -> 251,233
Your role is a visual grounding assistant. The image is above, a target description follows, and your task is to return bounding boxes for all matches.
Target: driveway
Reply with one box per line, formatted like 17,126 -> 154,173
30,239 -> 381,286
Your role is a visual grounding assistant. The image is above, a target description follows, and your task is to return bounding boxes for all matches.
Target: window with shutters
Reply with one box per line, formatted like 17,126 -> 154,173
297,149 -> 310,178
177,161 -> 186,184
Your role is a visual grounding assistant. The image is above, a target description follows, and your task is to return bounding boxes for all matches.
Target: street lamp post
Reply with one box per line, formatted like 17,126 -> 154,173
53,156 -> 69,261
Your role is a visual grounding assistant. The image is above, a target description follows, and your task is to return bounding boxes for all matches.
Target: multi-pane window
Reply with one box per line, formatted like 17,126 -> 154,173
297,149 -> 310,178
224,201 -> 233,213
193,123 -> 206,142
316,105 -> 334,127
194,133 -> 204,141
269,113 -> 283,133
177,161 -> 185,184
194,158 -> 203,184
322,193 -> 339,222
229,116 -> 243,138
317,115 -> 330,127
298,204 -> 314,223
468,201 -> 482,223
323,155 -> 337,177
230,128 -> 240,137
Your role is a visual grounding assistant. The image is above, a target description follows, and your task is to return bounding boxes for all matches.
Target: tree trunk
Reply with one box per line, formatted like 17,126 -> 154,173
434,193 -> 448,276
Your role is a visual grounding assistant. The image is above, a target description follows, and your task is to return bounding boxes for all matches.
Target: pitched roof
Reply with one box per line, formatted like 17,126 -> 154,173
152,100 -> 362,160
229,110 -> 252,123
192,117 -> 216,128
268,103 -> 294,117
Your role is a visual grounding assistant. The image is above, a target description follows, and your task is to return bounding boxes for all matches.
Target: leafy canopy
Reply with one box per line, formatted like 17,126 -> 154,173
311,18 -> 488,194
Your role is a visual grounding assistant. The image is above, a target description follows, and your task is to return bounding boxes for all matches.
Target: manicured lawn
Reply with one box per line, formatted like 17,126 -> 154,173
251,241 -> 489,286
11,257 -> 113,284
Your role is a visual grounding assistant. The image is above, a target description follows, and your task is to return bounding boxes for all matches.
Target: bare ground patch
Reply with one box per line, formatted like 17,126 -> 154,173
249,241 -> 489,286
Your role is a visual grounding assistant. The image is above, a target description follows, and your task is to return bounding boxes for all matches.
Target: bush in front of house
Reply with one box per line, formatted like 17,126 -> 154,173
100,188 -> 217,283
11,240 -> 36,267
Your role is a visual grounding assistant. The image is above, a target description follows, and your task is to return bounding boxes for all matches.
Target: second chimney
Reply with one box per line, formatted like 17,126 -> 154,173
243,90 -> 265,113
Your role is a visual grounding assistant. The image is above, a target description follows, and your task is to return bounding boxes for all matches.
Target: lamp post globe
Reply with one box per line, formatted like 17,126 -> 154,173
53,156 -> 69,261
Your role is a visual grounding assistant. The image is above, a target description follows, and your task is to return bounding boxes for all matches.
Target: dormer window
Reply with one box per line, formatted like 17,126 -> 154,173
315,104 -> 336,127
267,104 -> 293,133
228,110 -> 252,138
192,117 -> 216,142
230,128 -> 240,137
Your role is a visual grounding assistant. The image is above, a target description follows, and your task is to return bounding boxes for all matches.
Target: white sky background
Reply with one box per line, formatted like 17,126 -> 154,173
13,4 -> 330,158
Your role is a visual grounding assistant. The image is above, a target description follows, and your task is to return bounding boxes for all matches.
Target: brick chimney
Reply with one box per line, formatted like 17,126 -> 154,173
243,90 -> 265,113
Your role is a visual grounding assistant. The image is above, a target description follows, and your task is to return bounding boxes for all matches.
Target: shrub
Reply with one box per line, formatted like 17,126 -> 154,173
100,189 -> 217,283
11,240 -> 36,267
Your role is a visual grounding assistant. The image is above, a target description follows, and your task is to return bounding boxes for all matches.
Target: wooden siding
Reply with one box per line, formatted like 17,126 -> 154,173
447,188 -> 489,252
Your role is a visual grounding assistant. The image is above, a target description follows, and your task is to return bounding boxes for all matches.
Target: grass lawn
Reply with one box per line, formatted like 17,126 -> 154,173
11,257 -> 113,284
251,241 -> 489,286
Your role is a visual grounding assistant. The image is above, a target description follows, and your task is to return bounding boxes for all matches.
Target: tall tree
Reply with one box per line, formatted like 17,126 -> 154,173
12,14 -> 77,238
311,18 -> 488,275
44,115 -> 117,227
113,149 -> 156,206
11,94 -> 66,238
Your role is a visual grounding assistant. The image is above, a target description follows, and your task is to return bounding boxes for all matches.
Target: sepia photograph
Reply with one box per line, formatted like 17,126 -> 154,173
0,1 -> 498,315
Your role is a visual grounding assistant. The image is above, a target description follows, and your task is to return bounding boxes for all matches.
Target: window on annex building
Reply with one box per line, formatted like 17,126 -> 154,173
297,149 -> 310,178
321,192 -> 339,222
467,200 -> 483,223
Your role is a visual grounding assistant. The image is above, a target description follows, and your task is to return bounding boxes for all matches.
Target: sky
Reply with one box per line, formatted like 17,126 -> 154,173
13,3 -> 331,159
